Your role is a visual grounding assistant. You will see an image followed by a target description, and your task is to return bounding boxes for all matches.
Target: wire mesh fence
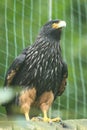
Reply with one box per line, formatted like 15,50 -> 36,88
0,0 -> 87,120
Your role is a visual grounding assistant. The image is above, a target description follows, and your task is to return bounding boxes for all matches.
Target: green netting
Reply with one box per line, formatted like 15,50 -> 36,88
0,0 -> 87,119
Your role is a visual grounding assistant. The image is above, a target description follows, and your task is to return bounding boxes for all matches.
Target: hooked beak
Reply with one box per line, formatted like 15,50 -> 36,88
52,21 -> 66,29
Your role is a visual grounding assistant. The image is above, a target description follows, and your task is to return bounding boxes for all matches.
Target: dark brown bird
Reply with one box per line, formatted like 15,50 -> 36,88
4,19 -> 68,122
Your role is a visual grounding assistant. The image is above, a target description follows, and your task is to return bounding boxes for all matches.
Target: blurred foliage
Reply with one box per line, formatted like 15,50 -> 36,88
0,0 -> 87,119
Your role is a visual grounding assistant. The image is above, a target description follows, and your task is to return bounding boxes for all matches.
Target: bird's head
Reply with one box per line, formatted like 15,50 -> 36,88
40,19 -> 66,41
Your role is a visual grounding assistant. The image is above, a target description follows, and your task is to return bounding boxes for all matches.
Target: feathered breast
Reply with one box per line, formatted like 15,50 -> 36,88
12,36 -> 63,97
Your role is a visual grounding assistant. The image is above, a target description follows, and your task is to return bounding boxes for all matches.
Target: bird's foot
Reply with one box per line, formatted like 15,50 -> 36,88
31,117 -> 42,121
43,117 -> 52,122
50,117 -> 61,122
43,117 -> 61,123
32,117 -> 61,122
31,116 -> 52,122
31,116 -> 61,123
31,116 -> 51,122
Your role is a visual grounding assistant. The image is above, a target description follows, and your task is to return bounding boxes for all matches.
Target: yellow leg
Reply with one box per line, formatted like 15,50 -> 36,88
31,111 -> 49,122
43,111 -> 47,119
43,110 -> 61,122
43,110 -> 50,122
25,112 -> 30,121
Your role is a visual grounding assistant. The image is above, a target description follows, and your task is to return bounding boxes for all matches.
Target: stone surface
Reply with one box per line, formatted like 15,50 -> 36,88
0,119 -> 87,130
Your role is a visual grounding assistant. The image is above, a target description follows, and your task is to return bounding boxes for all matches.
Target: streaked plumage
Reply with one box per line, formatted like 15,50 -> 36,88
4,20 -> 68,121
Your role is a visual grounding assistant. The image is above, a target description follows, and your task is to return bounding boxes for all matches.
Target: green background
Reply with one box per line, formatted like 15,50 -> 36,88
0,0 -> 87,119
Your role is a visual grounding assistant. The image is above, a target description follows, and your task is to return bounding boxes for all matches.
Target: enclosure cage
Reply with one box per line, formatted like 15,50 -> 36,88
0,0 -> 87,120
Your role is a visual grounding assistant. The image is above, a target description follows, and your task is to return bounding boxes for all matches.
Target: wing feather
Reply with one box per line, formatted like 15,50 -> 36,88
58,61 -> 68,96
4,48 -> 27,86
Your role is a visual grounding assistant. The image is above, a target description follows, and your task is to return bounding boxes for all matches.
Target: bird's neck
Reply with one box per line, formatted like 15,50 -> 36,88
36,34 -> 61,49
45,35 -> 61,48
